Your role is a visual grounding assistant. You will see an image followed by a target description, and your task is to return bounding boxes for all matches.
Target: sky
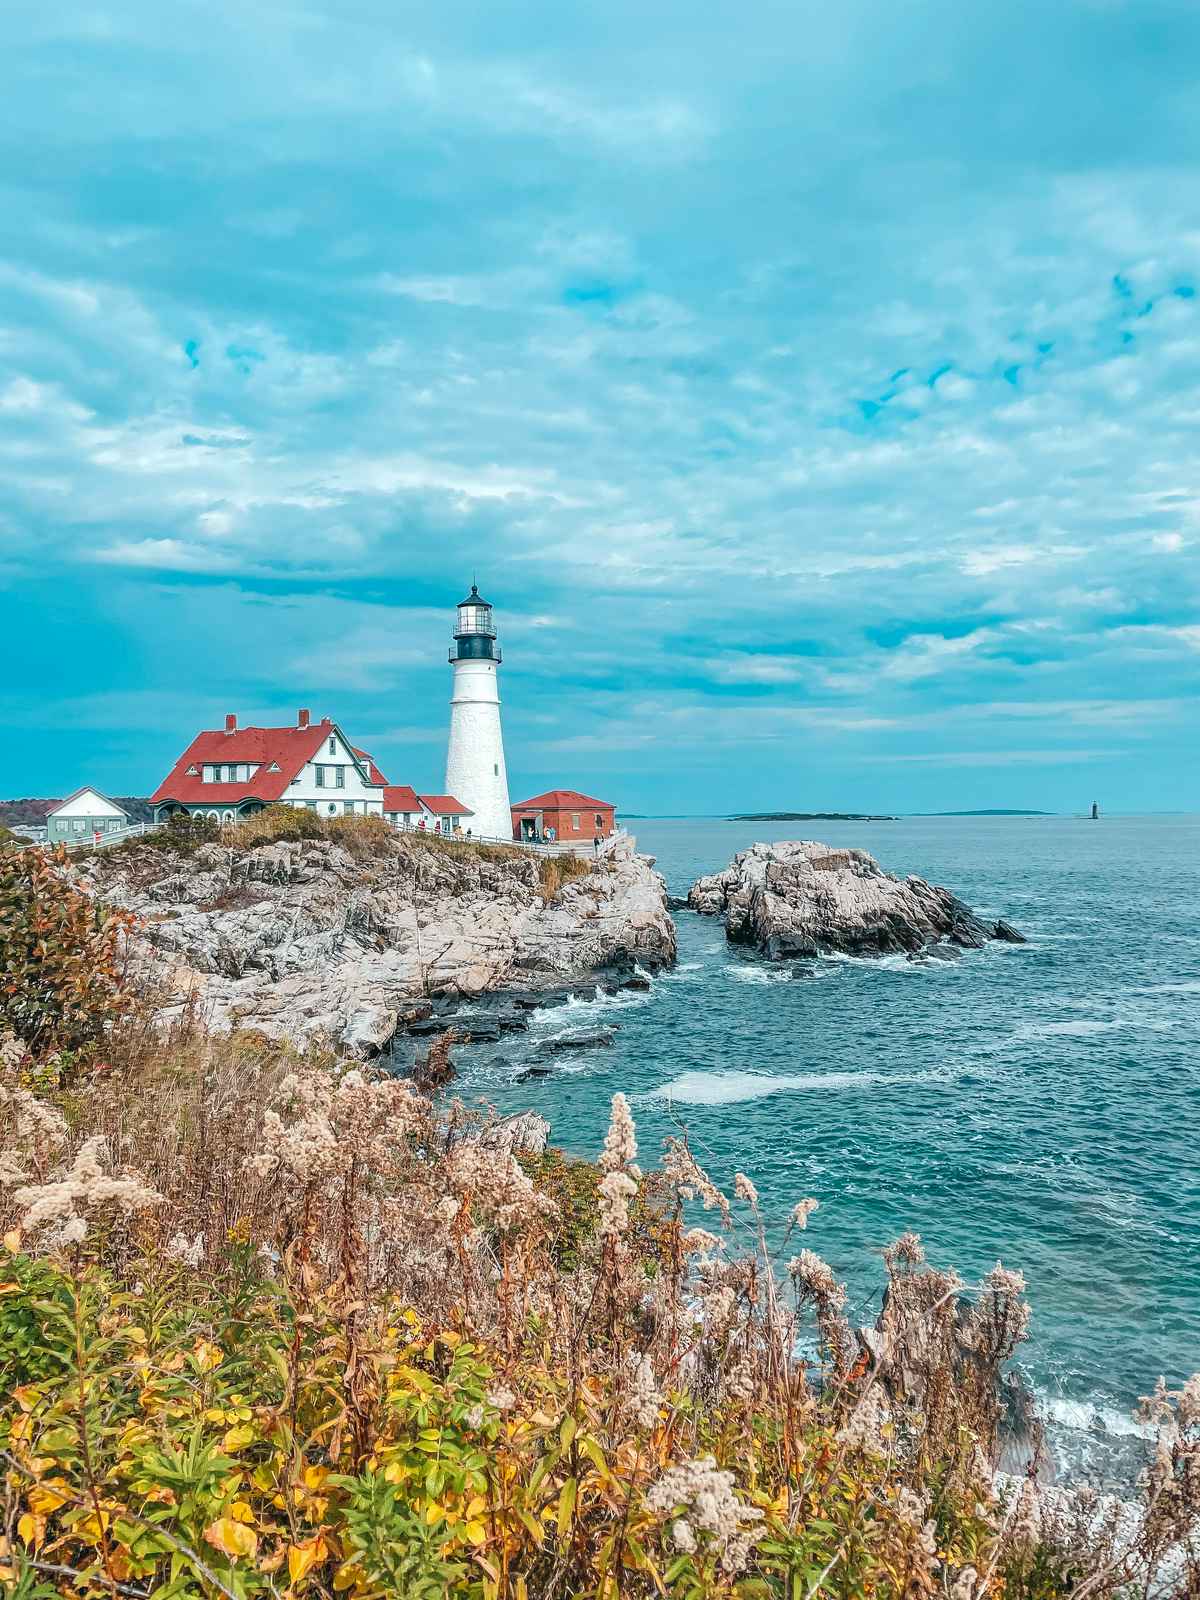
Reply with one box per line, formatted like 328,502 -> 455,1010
1,0 -> 1198,814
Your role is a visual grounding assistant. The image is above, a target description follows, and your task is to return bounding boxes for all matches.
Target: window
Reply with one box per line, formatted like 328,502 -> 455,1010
327,803 -> 337,815
494,763 -> 499,776
316,766 -> 326,787
73,818 -> 85,834
328,737 -> 336,754
595,814 -> 605,827
335,767 -> 345,788
572,814 -> 580,830
203,764 -> 217,783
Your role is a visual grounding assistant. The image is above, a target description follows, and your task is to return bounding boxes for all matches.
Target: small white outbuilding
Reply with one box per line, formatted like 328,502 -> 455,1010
46,788 -> 130,844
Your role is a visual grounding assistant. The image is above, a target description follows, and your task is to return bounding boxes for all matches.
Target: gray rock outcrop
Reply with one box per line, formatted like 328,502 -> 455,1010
475,1111 -> 551,1157
81,831 -> 674,1053
688,840 -> 1019,959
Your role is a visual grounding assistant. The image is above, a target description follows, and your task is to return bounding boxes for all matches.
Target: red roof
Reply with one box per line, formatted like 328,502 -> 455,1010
354,748 -> 390,786
511,789 -> 615,812
151,718 -> 383,806
382,785 -> 422,813
419,794 -> 473,816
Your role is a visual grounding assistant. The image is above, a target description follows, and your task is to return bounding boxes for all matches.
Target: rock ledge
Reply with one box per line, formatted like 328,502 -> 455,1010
80,831 -> 675,1052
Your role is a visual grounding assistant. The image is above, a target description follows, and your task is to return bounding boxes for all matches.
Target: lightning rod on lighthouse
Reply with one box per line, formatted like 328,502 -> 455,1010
444,584 -> 513,840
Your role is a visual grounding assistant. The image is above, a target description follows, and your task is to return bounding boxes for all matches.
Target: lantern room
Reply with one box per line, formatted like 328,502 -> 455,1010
450,584 -> 501,662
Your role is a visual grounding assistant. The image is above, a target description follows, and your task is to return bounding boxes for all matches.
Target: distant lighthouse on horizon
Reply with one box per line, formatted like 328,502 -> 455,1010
444,583 -> 512,840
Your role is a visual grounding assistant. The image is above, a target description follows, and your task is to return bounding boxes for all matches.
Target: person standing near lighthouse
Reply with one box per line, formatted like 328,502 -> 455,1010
444,584 -> 513,841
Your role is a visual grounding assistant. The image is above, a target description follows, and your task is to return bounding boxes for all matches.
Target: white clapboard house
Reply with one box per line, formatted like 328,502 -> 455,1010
151,711 -> 471,834
46,788 -> 131,844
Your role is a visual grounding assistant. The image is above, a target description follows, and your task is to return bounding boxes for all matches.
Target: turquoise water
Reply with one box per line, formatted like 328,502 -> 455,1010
451,815 -> 1200,1485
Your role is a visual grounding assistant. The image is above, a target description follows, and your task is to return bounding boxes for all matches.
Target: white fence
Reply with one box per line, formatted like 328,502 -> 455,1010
394,822 -> 628,861
14,815 -> 627,862
17,821 -> 164,852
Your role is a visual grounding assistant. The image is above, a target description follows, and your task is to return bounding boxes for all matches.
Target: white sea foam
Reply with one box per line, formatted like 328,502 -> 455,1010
529,988 -> 651,1028
815,949 -> 948,974
1037,1393 -> 1153,1441
651,1069 -> 884,1106
1026,1020 -> 1120,1038
725,965 -> 793,985
1019,1014 -> 1173,1040
662,961 -> 706,981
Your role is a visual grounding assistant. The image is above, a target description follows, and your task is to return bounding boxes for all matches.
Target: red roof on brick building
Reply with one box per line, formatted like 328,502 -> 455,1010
511,789 -> 615,812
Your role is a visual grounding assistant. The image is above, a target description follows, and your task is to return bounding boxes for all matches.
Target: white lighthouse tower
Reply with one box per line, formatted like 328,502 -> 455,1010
444,583 -> 512,840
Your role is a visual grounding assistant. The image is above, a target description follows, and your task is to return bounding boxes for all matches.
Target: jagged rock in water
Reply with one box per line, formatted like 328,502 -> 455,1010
689,840 -> 1020,959
538,1028 -> 617,1053
78,829 -> 674,1054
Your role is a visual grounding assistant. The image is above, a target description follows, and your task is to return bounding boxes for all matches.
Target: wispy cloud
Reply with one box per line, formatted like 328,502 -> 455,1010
2,0 -> 1199,808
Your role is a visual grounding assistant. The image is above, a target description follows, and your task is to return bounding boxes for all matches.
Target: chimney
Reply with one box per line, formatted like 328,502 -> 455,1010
298,708 -> 310,729
225,713 -> 237,734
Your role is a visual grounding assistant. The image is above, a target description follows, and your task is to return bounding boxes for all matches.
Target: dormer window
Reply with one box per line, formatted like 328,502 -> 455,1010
186,764 -> 198,776
328,736 -> 336,754
268,762 -> 280,773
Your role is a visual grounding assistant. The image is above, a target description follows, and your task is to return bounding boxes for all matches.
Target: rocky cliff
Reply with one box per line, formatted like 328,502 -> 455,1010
689,840 -> 1023,959
80,830 -> 675,1053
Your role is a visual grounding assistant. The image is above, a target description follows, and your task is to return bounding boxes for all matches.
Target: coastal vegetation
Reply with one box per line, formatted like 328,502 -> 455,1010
2,849 -> 1198,1598
93,807 -> 595,904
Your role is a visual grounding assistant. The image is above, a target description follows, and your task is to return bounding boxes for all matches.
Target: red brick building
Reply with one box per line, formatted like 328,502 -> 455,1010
511,789 -> 616,844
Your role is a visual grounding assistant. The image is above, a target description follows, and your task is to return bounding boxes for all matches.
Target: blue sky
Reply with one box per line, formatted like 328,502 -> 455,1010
2,0 -> 1198,813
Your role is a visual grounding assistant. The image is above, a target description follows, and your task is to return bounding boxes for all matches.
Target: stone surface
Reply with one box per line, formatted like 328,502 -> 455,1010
473,1110 -> 551,1156
689,839 -> 1019,959
80,830 -> 675,1053
538,1028 -> 617,1053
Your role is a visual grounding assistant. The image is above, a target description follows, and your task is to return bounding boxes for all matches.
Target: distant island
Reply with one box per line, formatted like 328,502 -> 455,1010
915,809 -> 1054,817
729,811 -> 898,822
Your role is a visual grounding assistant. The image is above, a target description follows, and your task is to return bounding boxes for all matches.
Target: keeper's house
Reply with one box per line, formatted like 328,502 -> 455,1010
46,788 -> 130,844
511,789 -> 616,844
151,711 -> 471,834
151,711 -> 388,824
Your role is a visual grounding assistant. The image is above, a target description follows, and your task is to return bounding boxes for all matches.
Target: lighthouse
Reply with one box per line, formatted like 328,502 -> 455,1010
444,584 -> 512,840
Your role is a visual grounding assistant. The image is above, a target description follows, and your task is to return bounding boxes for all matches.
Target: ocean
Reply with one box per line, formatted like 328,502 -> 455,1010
443,814 -> 1200,1488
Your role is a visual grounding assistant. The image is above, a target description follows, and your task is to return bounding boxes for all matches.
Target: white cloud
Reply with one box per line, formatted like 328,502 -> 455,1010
89,538 -> 244,573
